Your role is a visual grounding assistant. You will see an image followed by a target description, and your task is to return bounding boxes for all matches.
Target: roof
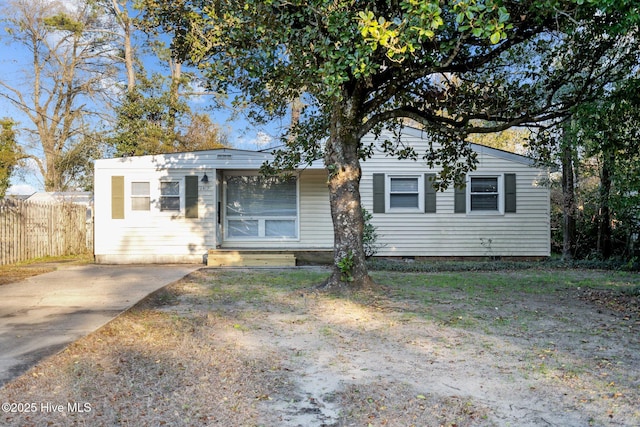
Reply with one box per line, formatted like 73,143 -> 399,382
95,127 -> 537,170
399,126 -> 537,166
26,192 -> 93,205
94,148 -> 325,170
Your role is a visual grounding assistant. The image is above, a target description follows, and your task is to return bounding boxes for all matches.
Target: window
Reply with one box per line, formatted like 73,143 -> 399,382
225,175 -> 298,239
470,177 -> 499,211
373,173 -> 436,213
390,177 -> 419,208
131,182 -> 150,211
160,181 -> 180,211
455,174 -> 516,214
386,176 -> 424,212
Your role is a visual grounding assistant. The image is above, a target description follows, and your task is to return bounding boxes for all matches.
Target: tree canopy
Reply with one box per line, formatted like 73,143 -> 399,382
563,78 -> 640,259
146,0 -> 640,287
0,0 -> 119,191
0,0 -> 229,192
0,119 -> 20,198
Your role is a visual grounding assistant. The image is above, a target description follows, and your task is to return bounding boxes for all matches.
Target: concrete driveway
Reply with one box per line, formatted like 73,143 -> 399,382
0,264 -> 201,387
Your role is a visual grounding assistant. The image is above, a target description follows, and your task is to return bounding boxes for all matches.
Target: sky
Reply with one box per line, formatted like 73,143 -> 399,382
0,0 -> 286,195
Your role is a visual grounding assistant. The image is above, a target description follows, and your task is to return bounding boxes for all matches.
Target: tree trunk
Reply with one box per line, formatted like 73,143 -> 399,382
123,13 -> 135,92
561,142 -> 576,260
320,98 -> 374,290
44,149 -> 59,191
288,96 -> 303,142
168,58 -> 182,144
597,151 -> 614,258
109,0 -> 135,91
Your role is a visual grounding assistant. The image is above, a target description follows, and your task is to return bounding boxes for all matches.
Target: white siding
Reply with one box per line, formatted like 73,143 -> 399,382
360,129 -> 550,257
299,169 -> 334,248
94,131 -> 550,263
94,150 -> 332,263
94,166 -> 216,263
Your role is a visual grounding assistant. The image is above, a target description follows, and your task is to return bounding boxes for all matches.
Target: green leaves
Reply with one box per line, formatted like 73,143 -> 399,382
453,0 -> 512,44
43,13 -> 85,35
356,0 -> 515,64
0,119 -> 20,198
357,1 -> 444,62
358,11 -> 403,54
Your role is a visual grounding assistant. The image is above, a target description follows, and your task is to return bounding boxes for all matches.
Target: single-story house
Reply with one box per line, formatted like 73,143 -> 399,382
26,191 -> 94,221
26,191 -> 93,206
93,127 -> 550,265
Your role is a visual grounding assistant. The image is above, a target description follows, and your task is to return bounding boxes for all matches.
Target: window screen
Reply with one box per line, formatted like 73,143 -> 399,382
225,175 -> 297,239
131,182 -> 150,211
470,177 -> 499,211
160,181 -> 180,211
389,177 -> 419,209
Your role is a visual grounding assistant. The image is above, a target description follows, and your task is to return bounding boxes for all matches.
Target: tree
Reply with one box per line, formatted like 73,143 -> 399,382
110,74 -> 227,155
560,129 -> 578,260
566,78 -> 640,259
0,119 -> 20,198
0,0 -> 118,191
155,0 -> 636,288
102,0 -> 138,92
524,2 -> 640,260
467,128 -> 530,153
181,112 -> 228,151
107,0 -> 228,156
111,74 -> 188,156
532,124 -> 579,260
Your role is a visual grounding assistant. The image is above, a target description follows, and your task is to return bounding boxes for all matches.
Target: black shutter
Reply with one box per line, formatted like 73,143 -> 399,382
504,173 -> 516,213
372,173 -> 385,213
185,176 -> 198,218
424,173 -> 436,213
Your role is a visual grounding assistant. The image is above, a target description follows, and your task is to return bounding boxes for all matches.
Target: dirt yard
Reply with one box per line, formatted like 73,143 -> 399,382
0,267 -> 638,426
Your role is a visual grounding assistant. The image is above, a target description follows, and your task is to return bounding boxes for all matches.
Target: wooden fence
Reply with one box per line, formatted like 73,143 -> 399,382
0,199 -> 91,266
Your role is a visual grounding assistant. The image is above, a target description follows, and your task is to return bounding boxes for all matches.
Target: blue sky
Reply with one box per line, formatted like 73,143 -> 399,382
0,2 -> 285,195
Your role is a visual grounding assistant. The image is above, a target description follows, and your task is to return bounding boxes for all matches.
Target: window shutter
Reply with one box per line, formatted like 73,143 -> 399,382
504,173 -> 516,213
185,176 -> 198,218
454,184 -> 466,213
424,173 -> 436,213
372,173 -> 385,213
111,176 -> 124,219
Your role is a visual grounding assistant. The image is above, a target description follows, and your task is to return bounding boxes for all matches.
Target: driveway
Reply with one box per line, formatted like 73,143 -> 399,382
0,264 -> 201,387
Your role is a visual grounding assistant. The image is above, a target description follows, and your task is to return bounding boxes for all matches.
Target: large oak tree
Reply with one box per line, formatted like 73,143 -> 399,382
153,0 -> 635,288
0,0 -> 120,191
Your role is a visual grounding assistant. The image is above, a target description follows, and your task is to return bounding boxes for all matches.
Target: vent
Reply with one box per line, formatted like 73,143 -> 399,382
217,154 -> 232,159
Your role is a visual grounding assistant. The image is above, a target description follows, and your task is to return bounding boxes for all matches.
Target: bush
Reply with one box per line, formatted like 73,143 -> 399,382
367,257 -> 640,273
362,208 -> 382,258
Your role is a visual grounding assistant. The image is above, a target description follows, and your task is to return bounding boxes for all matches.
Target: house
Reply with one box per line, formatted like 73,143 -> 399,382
26,191 -> 93,206
93,127 -> 550,265
26,191 -> 94,220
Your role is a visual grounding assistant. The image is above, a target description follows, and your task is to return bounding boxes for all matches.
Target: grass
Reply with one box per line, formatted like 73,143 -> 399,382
1,266 -> 639,426
0,252 -> 93,286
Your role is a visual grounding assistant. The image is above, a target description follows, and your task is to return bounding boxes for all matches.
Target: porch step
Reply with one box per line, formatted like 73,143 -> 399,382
207,250 -> 296,267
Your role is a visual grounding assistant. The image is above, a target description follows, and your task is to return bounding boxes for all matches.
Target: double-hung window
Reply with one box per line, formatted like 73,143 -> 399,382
455,174 -> 516,214
470,177 -> 499,211
386,176 -> 424,212
131,182 -> 150,211
225,175 -> 298,239
160,181 -> 180,211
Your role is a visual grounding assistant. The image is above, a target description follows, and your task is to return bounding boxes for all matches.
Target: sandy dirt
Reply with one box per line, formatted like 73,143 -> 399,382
0,267 -> 638,426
